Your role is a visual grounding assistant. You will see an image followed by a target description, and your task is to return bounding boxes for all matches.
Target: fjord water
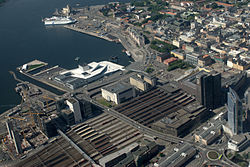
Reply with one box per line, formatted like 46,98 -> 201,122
0,0 -> 130,113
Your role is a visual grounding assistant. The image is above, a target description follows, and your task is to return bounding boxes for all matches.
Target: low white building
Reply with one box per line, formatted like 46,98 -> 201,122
61,61 -> 124,82
54,61 -> 124,90
228,134 -> 250,151
101,82 -> 136,104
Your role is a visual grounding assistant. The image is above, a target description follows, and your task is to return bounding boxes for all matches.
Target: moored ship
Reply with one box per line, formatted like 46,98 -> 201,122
43,16 -> 76,25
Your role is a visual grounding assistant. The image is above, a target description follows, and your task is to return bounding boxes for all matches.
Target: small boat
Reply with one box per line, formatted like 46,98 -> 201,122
125,51 -> 131,57
75,57 -> 80,61
109,56 -> 118,63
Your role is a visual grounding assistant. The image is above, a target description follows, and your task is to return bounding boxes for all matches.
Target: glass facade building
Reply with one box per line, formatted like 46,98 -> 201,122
227,87 -> 243,135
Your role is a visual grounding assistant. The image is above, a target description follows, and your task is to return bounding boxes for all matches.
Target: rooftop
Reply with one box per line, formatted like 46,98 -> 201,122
61,61 -> 124,80
99,142 -> 138,166
231,133 -> 249,144
67,98 -> 78,104
103,82 -> 133,94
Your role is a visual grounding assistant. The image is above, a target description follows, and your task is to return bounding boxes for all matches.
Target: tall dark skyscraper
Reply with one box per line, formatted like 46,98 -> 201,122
198,73 -> 221,109
227,87 -> 243,135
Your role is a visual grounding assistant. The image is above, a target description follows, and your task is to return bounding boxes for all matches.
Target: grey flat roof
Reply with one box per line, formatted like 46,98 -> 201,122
67,98 -> 78,104
231,134 -> 247,144
99,143 -> 138,166
103,82 -> 133,94
160,82 -> 180,93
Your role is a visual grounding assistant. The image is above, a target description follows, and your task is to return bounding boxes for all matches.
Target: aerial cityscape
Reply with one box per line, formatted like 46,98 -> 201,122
0,0 -> 249,167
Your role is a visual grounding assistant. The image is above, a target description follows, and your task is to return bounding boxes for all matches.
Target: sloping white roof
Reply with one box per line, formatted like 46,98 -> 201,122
61,61 -> 124,80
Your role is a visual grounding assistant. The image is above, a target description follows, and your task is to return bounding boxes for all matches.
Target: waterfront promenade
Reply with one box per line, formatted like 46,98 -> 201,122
64,25 -> 113,42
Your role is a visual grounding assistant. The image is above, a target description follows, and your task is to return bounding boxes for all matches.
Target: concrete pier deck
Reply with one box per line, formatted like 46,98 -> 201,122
64,25 -> 113,42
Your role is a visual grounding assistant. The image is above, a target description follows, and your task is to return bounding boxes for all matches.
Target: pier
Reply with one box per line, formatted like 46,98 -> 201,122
64,25 -> 113,42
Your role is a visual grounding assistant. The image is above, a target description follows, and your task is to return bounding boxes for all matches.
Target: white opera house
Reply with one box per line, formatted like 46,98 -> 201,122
54,61 -> 124,90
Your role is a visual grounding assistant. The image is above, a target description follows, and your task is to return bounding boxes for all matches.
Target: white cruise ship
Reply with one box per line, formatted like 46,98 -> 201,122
43,16 -> 76,25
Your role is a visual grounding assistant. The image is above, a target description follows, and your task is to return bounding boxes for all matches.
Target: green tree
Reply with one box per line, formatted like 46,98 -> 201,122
238,162 -> 248,167
235,153 -> 243,160
143,35 -> 150,44
146,67 -> 154,73
159,153 -> 165,157
187,15 -> 194,21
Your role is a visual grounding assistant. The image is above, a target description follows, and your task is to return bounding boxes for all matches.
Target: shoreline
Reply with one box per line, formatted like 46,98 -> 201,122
63,25 -> 140,62
19,70 -> 68,94
64,25 -> 113,42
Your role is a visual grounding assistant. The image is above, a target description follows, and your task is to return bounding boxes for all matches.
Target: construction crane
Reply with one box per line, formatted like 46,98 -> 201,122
42,95 -> 57,112
7,116 -> 25,121
42,95 -> 57,103
20,86 -> 39,128
17,82 -> 45,129
28,111 -> 44,130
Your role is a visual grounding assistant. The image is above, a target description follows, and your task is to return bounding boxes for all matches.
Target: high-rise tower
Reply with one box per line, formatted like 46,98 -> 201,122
227,87 -> 243,135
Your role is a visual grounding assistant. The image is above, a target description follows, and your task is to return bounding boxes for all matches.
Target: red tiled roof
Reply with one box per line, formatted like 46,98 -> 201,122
203,55 -> 209,58
164,57 -> 177,64
215,2 -> 233,7
166,11 -> 177,15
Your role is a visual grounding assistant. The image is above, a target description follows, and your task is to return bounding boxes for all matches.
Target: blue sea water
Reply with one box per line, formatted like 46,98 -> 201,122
0,0 -> 131,113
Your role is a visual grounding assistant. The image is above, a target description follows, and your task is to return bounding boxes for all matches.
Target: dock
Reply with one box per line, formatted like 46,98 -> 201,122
64,25 -> 113,42
17,59 -> 48,73
19,70 -> 68,93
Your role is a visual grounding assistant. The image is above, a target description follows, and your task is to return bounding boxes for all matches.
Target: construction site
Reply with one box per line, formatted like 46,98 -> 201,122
1,81 -> 63,159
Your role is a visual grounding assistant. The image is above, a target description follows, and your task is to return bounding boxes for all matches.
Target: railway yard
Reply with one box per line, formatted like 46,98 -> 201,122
114,86 -> 207,135
15,112 -> 154,166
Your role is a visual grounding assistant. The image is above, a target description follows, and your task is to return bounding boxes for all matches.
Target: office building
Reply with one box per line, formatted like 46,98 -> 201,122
171,49 -> 185,60
41,117 -> 58,138
101,82 -> 136,104
186,53 -> 200,65
156,54 -> 171,63
227,87 -> 243,135
245,88 -> 250,122
79,99 -> 93,118
130,74 -> 156,92
151,102 -> 207,137
194,121 -> 222,145
180,71 -> 221,109
198,73 -> 221,109
99,139 -> 158,167
127,27 -> 145,46
61,109 -> 75,126
228,134 -> 250,151
66,98 -> 82,123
